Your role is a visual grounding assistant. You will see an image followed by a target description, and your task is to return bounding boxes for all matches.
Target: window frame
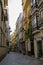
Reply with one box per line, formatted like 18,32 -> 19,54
32,15 -> 37,28
40,10 -> 43,18
31,0 -> 35,6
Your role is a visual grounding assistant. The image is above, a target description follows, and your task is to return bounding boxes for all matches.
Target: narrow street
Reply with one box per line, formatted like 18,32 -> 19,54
0,52 -> 43,65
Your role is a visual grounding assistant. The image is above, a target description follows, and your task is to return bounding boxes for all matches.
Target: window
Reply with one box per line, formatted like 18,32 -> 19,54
4,0 -> 8,7
40,10 -> 43,18
19,23 -> 21,29
19,32 -> 22,39
31,0 -> 35,6
32,15 -> 36,28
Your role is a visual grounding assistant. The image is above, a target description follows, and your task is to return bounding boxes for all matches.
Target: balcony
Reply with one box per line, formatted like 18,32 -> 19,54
38,0 -> 43,6
32,17 -> 43,34
19,38 -> 23,43
31,2 -> 38,15
32,25 -> 39,34
38,18 -> 43,29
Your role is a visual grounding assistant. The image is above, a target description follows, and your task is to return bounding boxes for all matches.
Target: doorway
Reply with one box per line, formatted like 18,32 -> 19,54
31,40 -> 34,55
37,40 -> 42,57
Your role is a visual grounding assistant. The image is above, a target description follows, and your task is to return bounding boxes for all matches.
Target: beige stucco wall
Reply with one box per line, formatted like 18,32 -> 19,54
25,39 -> 31,54
34,39 -> 38,58
0,47 -> 7,57
34,30 -> 43,58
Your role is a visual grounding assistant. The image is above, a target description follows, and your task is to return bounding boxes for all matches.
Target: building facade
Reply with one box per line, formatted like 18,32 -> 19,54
22,0 -> 31,54
31,0 -> 43,58
10,13 -> 23,52
0,0 -> 9,59
3,0 -> 10,47
0,0 -> 6,46
10,29 -> 18,51
16,13 -> 23,52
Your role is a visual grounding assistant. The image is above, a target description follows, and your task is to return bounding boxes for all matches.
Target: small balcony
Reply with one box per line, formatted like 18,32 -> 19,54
38,0 -> 43,6
32,25 -> 39,34
31,2 -> 38,9
38,18 -> 43,29
31,2 -> 38,15
19,38 -> 23,43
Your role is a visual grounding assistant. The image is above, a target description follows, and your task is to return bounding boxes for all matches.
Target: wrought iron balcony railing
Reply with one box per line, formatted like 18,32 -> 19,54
32,26 -> 37,32
31,0 -> 43,11
38,0 -> 43,6
31,2 -> 38,15
31,1 -> 38,10
38,18 -> 43,29
32,18 -> 43,33
31,2 -> 38,9
32,24 -> 39,34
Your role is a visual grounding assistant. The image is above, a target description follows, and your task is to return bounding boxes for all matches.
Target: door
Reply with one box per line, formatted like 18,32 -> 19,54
22,41 -> 26,54
37,40 -> 42,57
31,41 -> 34,55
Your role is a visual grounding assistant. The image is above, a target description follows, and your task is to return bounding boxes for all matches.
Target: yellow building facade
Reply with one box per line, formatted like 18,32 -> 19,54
10,29 -> 18,51
21,0 -> 31,54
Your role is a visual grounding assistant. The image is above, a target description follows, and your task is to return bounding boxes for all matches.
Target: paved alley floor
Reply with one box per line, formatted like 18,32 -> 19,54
0,52 -> 43,65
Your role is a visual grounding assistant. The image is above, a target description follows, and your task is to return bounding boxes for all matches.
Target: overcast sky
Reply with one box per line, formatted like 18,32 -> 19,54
8,0 -> 23,34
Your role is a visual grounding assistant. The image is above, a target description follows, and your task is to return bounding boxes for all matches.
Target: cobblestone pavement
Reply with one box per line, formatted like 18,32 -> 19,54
0,52 -> 43,65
